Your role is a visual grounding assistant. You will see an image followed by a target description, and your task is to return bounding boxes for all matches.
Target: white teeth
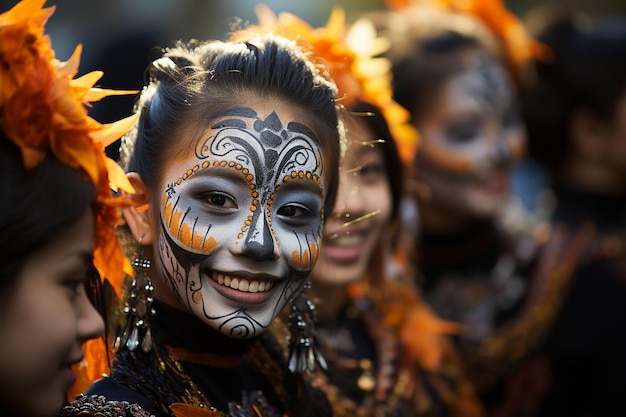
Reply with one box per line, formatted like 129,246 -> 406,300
211,272 -> 274,293
332,235 -> 361,248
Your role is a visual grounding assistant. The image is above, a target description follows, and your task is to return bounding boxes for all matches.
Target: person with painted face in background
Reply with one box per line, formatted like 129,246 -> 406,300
0,1 -> 139,417
236,7 -> 485,416
520,10 -> 626,417
372,1 -> 570,415
65,26 -> 342,417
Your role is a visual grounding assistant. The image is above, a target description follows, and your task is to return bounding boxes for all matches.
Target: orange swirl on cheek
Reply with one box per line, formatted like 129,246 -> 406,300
310,241 -> 319,265
193,291 -> 203,305
180,222 -> 192,246
170,208 -> 183,236
291,251 -> 302,269
162,196 -> 219,253
301,249 -> 310,270
291,240 -> 320,270
163,195 -> 174,224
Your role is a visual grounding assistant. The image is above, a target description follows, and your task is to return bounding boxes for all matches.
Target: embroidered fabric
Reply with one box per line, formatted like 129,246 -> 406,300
61,394 -> 153,417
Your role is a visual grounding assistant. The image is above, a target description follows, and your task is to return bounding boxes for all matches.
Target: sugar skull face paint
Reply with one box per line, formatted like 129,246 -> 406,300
156,104 -> 325,338
415,50 -> 526,219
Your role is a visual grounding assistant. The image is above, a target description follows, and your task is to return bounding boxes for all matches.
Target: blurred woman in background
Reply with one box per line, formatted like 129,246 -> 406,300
521,11 -> 626,416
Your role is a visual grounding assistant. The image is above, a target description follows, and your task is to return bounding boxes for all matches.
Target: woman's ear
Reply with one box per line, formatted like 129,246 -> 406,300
122,173 -> 155,245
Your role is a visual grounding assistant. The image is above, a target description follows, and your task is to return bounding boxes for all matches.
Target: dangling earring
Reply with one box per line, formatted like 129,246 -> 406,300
117,236 -> 155,353
287,281 -> 327,374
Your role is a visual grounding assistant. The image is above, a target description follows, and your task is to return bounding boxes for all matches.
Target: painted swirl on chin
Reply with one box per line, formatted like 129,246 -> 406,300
157,226 -> 310,338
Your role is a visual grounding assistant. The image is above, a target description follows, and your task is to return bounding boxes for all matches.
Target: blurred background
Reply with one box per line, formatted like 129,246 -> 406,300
2,0 -> 623,150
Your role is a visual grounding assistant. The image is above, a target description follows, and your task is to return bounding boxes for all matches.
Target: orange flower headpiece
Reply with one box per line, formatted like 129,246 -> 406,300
0,0 -> 138,291
230,5 -> 419,163
384,0 -> 550,82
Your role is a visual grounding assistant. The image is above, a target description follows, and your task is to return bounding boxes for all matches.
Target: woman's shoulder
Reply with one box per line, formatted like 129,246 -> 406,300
61,377 -> 159,417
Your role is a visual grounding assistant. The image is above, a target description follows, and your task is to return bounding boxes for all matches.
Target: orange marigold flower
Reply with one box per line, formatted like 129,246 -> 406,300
230,4 -> 419,163
0,0 -> 139,299
384,0 -> 551,83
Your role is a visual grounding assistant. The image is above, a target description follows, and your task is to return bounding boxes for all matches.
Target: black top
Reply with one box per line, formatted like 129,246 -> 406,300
538,185 -> 626,417
87,300 -> 328,417
416,186 -> 626,416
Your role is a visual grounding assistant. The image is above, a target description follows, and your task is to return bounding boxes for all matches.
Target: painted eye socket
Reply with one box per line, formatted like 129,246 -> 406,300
446,118 -> 483,143
206,192 -> 238,209
277,204 -> 310,218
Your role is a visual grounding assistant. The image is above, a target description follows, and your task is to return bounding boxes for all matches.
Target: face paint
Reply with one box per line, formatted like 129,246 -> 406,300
415,50 -> 526,219
156,105 -> 325,338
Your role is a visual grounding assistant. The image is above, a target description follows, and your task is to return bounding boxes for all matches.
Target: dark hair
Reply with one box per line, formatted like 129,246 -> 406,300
372,6 -> 499,123
521,14 -> 626,175
349,101 -> 404,220
121,33 -> 340,215
392,35 -> 483,123
0,137 -> 96,298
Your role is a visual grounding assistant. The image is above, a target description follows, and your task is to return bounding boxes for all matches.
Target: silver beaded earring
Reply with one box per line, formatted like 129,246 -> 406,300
117,236 -> 155,353
287,281 -> 327,374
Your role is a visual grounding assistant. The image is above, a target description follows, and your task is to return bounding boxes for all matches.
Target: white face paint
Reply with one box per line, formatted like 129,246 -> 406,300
415,50 -> 526,219
155,105 -> 325,338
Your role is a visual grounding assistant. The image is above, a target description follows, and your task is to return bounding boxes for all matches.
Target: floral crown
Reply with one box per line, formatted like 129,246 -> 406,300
385,0 -> 550,82
229,5 -> 419,163
0,0 -> 138,291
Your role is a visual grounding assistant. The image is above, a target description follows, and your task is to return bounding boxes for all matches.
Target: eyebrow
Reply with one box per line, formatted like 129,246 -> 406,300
279,175 -> 324,197
189,164 -> 252,186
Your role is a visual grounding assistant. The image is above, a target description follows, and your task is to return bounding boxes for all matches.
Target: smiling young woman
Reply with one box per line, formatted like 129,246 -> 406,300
65,27 -> 342,417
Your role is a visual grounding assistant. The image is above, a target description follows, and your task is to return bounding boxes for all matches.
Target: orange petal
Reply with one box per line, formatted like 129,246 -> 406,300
84,87 -> 139,103
55,44 -> 81,77
91,112 -> 139,147
71,70 -> 103,92
106,157 -> 135,193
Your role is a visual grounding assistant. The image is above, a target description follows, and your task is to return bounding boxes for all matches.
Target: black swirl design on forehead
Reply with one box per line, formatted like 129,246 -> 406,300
200,109 -> 322,185
191,108 -> 323,262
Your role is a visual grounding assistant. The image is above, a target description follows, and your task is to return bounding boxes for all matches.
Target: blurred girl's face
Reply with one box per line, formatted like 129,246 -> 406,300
414,50 -> 526,220
0,210 -> 104,417
311,116 -> 393,286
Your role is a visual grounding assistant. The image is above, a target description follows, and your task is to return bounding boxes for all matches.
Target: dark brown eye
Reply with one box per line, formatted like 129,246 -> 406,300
277,204 -> 309,218
206,193 -> 237,209
278,206 -> 297,217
